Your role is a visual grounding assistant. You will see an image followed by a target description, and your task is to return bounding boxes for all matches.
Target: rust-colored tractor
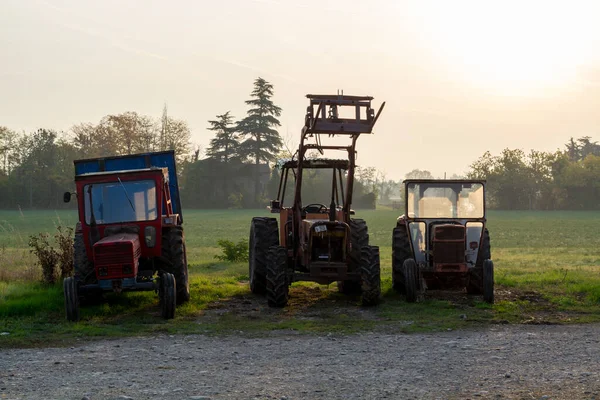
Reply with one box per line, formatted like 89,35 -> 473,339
392,179 -> 494,303
249,94 -> 385,307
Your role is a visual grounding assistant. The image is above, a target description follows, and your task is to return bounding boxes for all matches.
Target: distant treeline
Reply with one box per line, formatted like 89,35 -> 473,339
467,136 -> 600,210
0,78 -> 384,211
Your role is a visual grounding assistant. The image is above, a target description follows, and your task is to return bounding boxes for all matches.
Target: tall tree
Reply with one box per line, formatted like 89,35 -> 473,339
206,111 -> 239,163
159,105 -> 191,163
565,137 -> 579,162
0,126 -> 20,175
237,77 -> 283,205
405,169 -> 434,179
205,111 -> 241,207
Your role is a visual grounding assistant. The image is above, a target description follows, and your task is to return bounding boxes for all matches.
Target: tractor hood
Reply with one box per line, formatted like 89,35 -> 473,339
93,233 -> 141,279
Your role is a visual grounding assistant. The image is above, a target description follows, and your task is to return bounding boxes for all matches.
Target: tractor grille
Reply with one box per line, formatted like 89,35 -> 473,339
433,225 -> 465,264
434,225 -> 465,241
95,243 -> 140,266
93,234 -> 141,279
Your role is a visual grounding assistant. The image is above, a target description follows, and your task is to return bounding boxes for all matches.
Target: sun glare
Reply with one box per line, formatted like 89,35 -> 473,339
413,1 -> 600,96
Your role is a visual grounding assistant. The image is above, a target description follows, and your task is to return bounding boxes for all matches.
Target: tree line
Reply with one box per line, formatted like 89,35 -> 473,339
4,77 -> 597,211
0,105 -> 191,209
467,136 -> 600,210
0,78 -> 380,210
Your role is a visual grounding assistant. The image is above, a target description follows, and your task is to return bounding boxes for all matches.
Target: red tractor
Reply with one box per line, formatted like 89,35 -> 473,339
249,94 -> 385,307
62,150 -> 189,321
392,179 -> 494,303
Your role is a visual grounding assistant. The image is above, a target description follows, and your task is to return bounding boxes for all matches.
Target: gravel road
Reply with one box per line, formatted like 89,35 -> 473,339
1,324 -> 599,400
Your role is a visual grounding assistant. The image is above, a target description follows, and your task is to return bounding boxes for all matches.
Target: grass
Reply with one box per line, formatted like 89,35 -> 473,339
1,209 -> 600,348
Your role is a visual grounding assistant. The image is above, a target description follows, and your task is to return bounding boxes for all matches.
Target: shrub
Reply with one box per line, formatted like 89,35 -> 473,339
28,233 -> 59,285
55,225 -> 74,278
215,239 -> 249,262
28,225 -> 74,285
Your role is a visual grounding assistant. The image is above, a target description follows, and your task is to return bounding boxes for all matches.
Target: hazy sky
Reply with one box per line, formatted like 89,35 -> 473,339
2,0 -> 600,180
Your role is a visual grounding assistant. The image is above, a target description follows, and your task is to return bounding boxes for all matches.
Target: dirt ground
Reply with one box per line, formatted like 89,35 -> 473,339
1,322 -> 599,400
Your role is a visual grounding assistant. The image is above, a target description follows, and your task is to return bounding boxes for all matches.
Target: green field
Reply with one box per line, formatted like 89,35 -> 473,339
1,209 -> 600,348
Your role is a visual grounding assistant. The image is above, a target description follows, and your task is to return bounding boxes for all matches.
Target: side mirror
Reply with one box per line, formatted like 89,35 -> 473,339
63,192 -> 72,203
269,200 -> 281,213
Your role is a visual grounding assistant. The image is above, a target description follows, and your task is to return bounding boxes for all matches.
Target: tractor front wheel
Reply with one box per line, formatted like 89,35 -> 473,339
266,246 -> 289,308
160,272 -> 176,319
64,277 -> 80,322
249,218 -> 279,295
361,246 -> 381,306
403,259 -> 419,303
483,259 -> 494,304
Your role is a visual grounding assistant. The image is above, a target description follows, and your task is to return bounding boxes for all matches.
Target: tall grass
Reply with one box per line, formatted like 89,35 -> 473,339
0,209 -> 599,347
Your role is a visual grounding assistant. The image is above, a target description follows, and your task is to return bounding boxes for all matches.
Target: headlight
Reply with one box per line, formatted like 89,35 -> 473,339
144,226 -> 156,248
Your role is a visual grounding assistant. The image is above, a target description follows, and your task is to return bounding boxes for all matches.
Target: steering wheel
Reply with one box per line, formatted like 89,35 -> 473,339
302,203 -> 328,214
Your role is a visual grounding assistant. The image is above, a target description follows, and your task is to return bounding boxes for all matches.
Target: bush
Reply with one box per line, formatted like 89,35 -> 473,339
28,225 -> 74,285
55,225 -> 74,278
215,239 -> 249,262
28,233 -> 59,285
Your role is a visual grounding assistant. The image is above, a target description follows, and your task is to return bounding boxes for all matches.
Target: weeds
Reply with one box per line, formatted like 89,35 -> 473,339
28,225 -> 73,285
28,233 -> 59,285
215,239 -> 249,262
55,225 -> 74,278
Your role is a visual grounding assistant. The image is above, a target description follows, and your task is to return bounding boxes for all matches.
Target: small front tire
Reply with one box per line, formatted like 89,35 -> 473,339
361,246 -> 381,306
64,277 -> 80,322
266,246 -> 289,308
483,259 -> 494,304
160,272 -> 176,319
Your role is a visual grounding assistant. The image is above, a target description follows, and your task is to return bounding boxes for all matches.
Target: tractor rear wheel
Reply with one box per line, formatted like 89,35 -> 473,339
162,226 -> 190,304
338,219 -> 369,295
360,246 -> 381,306
392,225 -> 412,294
404,258 -> 419,303
467,229 -> 491,295
483,259 -> 494,304
266,246 -> 289,308
160,272 -> 176,319
74,233 -> 94,284
249,218 -> 279,295
63,276 -> 79,322
477,229 -> 491,266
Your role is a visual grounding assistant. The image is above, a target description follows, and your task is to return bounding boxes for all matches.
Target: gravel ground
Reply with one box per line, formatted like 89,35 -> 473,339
1,324 -> 599,400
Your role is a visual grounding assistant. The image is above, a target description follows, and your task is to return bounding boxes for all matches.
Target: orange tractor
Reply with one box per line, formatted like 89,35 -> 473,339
249,94 -> 385,307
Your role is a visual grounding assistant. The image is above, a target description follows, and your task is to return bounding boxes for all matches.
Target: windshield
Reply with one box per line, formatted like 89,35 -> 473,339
407,182 -> 484,218
84,180 -> 157,224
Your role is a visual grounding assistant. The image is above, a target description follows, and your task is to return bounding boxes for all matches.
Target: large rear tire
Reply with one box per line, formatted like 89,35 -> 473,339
467,228 -> 491,295
483,259 -> 494,304
64,276 -> 80,322
74,233 -> 94,284
361,246 -> 381,306
249,218 -> 279,295
338,219 -> 369,295
392,225 -> 412,294
160,272 -> 176,319
266,246 -> 289,308
404,258 -> 418,303
162,226 -> 190,304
